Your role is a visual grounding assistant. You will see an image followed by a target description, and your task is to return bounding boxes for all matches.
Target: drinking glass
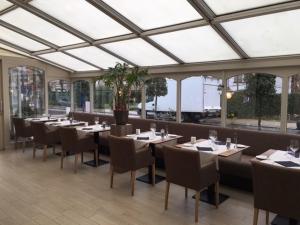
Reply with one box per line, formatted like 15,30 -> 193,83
161,129 -> 165,139
226,138 -> 231,150
233,132 -> 238,149
150,123 -> 156,132
102,121 -> 106,128
209,129 -> 217,143
165,125 -> 169,137
95,117 -> 99,125
289,139 -> 299,156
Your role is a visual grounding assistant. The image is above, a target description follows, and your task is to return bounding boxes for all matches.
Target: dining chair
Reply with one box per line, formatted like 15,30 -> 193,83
163,145 -> 219,223
59,127 -> 98,173
12,117 -> 33,152
108,135 -> 155,196
31,122 -> 59,161
251,160 -> 300,225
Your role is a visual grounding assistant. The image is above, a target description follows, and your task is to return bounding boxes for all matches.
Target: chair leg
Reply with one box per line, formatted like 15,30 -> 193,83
185,187 -> 188,198
152,163 -> 155,186
81,152 -> 84,164
195,191 -> 200,223
253,208 -> 259,225
266,211 -> 269,225
74,154 -> 79,173
215,181 -> 219,208
110,166 -> 114,188
15,137 -> 18,149
95,149 -> 99,167
165,182 -> 170,210
33,142 -> 36,159
131,171 -> 136,196
52,145 -> 56,155
43,145 -> 47,161
60,151 -> 64,169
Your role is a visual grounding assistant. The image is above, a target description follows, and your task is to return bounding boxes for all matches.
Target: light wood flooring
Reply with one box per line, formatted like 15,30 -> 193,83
0,145 -> 275,225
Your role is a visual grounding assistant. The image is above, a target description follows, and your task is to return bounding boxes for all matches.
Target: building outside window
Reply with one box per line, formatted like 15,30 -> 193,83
48,80 -> 71,115
73,80 -> 90,112
94,80 -> 113,114
287,74 -> 300,133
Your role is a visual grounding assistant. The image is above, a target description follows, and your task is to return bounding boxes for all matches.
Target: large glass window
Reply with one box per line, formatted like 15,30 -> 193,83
94,80 -> 113,114
227,73 -> 282,131
129,88 -> 142,118
287,74 -> 300,134
48,80 -> 71,115
73,80 -> 90,112
145,78 -> 176,121
181,76 -> 222,125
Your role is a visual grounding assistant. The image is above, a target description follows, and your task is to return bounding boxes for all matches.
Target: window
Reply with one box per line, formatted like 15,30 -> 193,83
227,73 -> 282,131
129,88 -> 141,118
181,76 -> 222,125
0,26 -> 48,51
102,38 -> 177,66
73,80 -> 90,112
48,80 -> 71,115
145,78 -> 176,121
222,10 -> 300,57
150,26 -> 239,63
94,80 -> 113,114
1,8 -> 83,46
40,52 -> 97,71
9,66 -> 45,118
30,0 -> 130,39
102,0 -> 201,30
287,74 -> 300,134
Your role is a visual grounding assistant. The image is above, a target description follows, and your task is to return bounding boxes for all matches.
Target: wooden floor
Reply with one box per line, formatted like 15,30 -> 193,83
0,145 -> 275,225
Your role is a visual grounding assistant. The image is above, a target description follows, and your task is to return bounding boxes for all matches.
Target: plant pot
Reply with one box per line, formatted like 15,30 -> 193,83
297,120 -> 300,130
114,110 -> 129,125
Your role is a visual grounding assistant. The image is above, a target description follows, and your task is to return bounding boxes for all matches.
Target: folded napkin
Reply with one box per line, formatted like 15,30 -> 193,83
215,141 -> 225,145
137,136 -> 150,140
155,132 -> 161,136
197,146 -> 213,152
275,161 -> 300,167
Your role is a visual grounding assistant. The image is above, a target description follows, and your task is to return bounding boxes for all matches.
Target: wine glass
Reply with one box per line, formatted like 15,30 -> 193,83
289,139 -> 299,156
150,123 -> 156,132
209,129 -> 217,143
226,138 -> 231,150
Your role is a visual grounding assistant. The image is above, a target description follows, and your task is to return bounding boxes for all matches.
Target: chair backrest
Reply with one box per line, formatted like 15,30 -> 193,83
31,122 -> 47,144
12,117 -> 26,137
252,160 -> 300,220
59,127 -> 78,153
163,145 -> 202,190
108,135 -> 136,173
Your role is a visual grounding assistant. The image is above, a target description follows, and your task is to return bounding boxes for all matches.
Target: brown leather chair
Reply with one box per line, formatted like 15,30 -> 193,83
59,127 -> 98,173
31,122 -> 59,161
251,160 -> 300,225
163,145 -> 219,223
12,117 -> 33,152
108,135 -> 155,196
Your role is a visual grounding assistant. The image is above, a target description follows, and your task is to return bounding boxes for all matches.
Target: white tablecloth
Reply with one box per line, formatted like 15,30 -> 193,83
261,150 -> 300,169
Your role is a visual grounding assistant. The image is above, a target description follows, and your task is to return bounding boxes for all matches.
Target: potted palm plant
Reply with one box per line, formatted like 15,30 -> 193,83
97,63 -> 147,125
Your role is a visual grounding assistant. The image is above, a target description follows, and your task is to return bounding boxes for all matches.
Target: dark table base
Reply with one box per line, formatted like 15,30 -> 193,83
136,174 -> 165,184
192,189 -> 229,206
84,159 -> 109,167
272,216 -> 299,225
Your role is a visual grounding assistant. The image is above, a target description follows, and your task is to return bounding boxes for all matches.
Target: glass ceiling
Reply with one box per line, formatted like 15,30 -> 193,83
150,26 -> 240,63
204,0 -> 290,15
102,0 -> 202,30
30,0 -> 130,40
39,52 -> 98,71
0,0 -> 299,72
0,0 -> 12,11
103,38 -> 177,66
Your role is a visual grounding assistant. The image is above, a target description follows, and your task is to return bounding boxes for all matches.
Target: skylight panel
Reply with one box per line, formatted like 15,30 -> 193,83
67,46 -> 125,69
102,0 -> 202,30
0,26 -> 48,51
0,8 -> 83,46
102,38 -> 177,66
30,0 -> 130,40
0,0 -> 13,11
204,0 -> 290,15
222,9 -> 300,57
150,26 -> 239,63
39,52 -> 98,71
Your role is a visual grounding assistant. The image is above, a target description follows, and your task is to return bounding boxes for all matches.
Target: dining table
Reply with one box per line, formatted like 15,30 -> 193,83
126,131 -> 183,184
176,138 -> 250,206
25,116 -> 58,123
255,150 -> 300,225
77,124 -> 111,167
45,119 -> 85,127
